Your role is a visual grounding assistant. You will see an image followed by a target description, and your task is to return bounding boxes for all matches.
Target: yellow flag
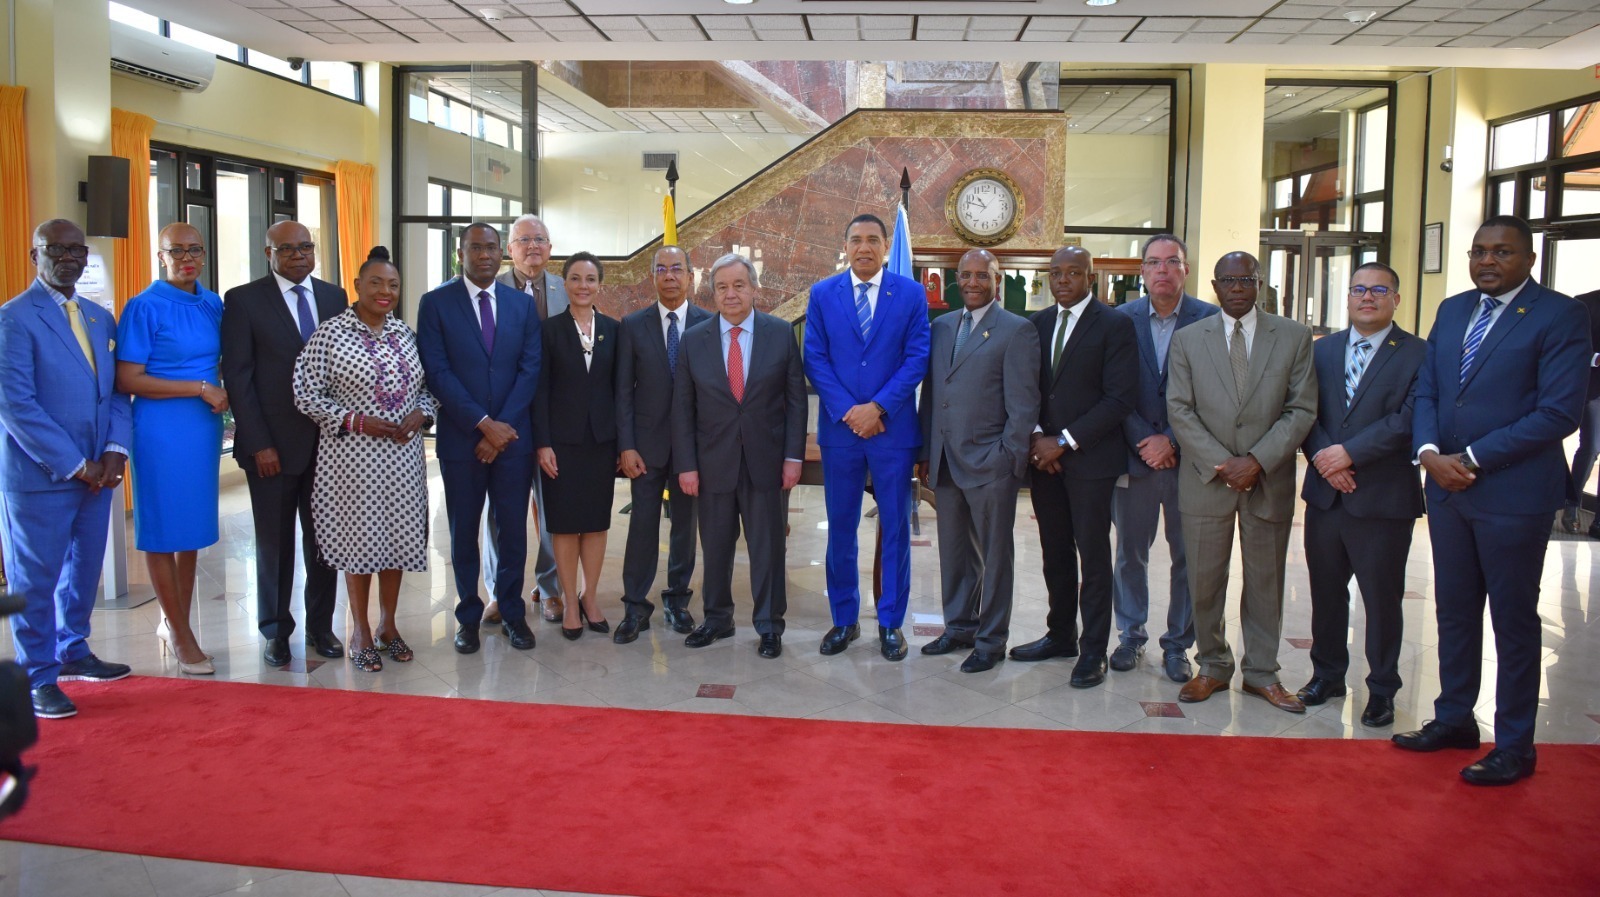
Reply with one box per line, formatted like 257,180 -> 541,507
663,194 -> 678,246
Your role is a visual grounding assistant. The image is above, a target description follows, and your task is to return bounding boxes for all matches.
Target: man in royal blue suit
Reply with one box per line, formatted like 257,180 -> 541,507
0,219 -> 133,719
804,213 -> 930,661
417,222 -> 543,655
1395,215 -> 1589,785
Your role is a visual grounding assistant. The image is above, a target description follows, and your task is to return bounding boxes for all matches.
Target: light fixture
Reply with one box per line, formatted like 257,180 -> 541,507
479,7 -> 506,21
724,0 -> 756,5
1085,0 -> 1118,7
1343,10 -> 1378,25
1283,92 -> 1297,98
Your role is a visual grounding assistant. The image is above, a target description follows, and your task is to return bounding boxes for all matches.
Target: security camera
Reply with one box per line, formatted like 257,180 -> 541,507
1440,159 -> 1453,173
288,57 -> 305,71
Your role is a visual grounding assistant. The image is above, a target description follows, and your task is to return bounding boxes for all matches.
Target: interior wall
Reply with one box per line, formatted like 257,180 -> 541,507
1188,63 -> 1267,284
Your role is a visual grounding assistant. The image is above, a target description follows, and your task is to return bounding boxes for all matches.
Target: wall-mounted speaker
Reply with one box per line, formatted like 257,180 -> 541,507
80,156 -> 131,239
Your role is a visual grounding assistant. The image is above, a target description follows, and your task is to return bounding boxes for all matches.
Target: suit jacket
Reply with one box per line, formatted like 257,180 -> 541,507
0,281 -> 132,491
803,268 -> 930,450
416,277 -> 543,462
617,301 -> 712,469
919,305 -> 1040,489
672,312 -> 806,494
1301,325 -> 1426,519
1118,294 -> 1220,478
1031,299 -> 1140,480
220,273 -> 348,475
534,310 -> 619,447
1167,310 -> 1317,522
1573,288 -> 1600,401
497,268 -> 568,321
1413,279 -> 1589,516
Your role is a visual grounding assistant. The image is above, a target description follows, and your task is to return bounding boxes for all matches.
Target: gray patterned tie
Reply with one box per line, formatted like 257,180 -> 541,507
951,310 -> 972,364
1230,318 -> 1249,400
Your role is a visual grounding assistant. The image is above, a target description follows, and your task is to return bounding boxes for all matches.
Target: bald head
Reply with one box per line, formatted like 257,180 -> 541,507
265,220 -> 315,283
956,248 -> 1000,310
1048,245 -> 1094,307
159,222 -> 202,248
31,219 -> 88,293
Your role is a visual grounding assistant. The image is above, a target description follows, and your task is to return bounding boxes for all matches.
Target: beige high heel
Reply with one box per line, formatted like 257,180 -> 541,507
156,618 -> 215,676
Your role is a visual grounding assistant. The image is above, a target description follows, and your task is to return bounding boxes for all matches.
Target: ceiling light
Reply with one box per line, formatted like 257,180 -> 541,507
1085,0 -> 1118,6
1343,10 -> 1377,25
724,0 -> 756,5
479,7 -> 506,21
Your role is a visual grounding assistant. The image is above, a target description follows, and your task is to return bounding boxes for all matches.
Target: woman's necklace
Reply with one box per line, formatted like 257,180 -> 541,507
574,313 -> 595,356
357,320 -> 412,413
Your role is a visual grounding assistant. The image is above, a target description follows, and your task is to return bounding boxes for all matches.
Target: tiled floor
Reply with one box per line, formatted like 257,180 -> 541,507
4,458 -> 1599,895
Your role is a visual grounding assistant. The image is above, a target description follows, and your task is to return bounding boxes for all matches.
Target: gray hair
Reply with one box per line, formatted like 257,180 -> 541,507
709,252 -> 757,285
1140,233 -> 1189,261
510,214 -> 546,233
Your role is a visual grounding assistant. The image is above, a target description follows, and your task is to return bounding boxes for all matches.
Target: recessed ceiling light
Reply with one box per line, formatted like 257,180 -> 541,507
1085,0 -> 1118,7
1343,10 -> 1377,25
479,7 -> 506,21
1283,92 -> 1297,98
724,0 -> 756,5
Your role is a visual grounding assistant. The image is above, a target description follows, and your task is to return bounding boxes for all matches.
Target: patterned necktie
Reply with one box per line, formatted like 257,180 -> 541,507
1345,338 -> 1372,404
1052,308 -> 1071,375
526,278 -> 548,322
666,310 -> 680,376
1230,318 -> 1249,399
1460,296 -> 1499,385
855,281 -> 872,340
477,290 -> 496,355
727,326 -> 745,402
952,310 -> 973,364
292,285 -> 315,343
63,300 -> 96,374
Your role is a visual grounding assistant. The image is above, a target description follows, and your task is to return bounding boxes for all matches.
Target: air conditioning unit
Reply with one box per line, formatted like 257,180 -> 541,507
109,21 -> 215,93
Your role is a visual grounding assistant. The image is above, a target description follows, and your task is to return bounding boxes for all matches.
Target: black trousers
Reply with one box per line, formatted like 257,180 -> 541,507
246,465 -> 336,640
620,463 -> 697,618
697,461 -> 786,635
1304,501 -> 1411,697
1029,468 -> 1116,656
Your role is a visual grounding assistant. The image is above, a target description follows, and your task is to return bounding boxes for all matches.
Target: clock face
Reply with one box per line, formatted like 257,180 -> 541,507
955,178 -> 1016,237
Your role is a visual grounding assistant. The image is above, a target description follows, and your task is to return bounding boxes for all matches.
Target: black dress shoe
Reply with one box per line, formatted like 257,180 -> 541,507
454,625 -> 481,655
1163,652 -> 1192,683
684,624 -> 734,648
879,626 -> 907,661
819,624 -> 860,655
1008,634 -> 1079,662
1392,719 -> 1480,752
1070,654 -> 1108,688
959,650 -> 1001,673
1461,748 -> 1537,785
31,684 -> 76,719
263,637 -> 291,666
502,619 -> 536,650
57,654 -> 131,682
758,634 -> 782,659
1109,643 -> 1143,672
306,631 -> 345,659
663,605 -> 696,635
1361,694 -> 1396,728
919,633 -> 974,656
1296,677 -> 1347,706
613,614 -> 650,645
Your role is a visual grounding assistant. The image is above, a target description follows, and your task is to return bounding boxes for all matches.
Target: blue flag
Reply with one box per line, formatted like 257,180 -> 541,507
887,203 -> 913,280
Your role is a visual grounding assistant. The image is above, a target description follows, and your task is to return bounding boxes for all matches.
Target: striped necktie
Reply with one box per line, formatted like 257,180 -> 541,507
952,310 -> 972,364
855,281 -> 872,340
1345,338 -> 1371,404
1459,296 -> 1499,385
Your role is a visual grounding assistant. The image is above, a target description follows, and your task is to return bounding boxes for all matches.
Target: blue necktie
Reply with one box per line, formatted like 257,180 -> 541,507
1459,296 -> 1499,385
952,310 -> 972,364
666,310 -> 680,377
855,281 -> 872,340
292,285 -> 315,343
1345,338 -> 1371,404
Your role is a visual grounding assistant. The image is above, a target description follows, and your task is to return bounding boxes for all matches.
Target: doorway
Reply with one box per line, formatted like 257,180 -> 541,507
1259,230 -> 1380,335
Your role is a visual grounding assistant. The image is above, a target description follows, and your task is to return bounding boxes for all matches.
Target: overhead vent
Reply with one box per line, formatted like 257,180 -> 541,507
642,151 -> 678,171
109,21 -> 216,93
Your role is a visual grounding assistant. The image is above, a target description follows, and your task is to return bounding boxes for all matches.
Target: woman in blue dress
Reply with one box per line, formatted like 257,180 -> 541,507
114,222 -> 228,675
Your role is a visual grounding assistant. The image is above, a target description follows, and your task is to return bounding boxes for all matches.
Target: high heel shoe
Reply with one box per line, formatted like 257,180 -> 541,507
561,617 -> 583,641
156,619 -> 215,676
580,601 -> 609,634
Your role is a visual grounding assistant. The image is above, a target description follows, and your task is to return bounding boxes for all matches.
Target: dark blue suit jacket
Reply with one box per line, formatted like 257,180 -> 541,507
803,268 -> 930,450
1413,279 -> 1589,516
1117,294 -> 1218,479
416,277 -> 542,463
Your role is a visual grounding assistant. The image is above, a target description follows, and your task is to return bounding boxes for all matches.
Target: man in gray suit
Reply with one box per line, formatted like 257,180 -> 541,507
673,253 -> 806,659
483,213 -> 567,625
1167,251 -> 1316,713
917,249 -> 1040,673
614,245 -> 712,643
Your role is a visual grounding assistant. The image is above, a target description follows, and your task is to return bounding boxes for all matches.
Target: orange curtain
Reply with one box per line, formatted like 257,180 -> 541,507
0,86 -> 32,302
110,109 -> 154,318
334,160 -> 375,295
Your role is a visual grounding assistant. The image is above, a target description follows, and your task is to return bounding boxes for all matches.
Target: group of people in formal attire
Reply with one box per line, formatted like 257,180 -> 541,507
1,207 -> 1585,787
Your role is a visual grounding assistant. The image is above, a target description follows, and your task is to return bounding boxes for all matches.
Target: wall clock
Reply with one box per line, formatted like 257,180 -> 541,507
946,168 -> 1024,247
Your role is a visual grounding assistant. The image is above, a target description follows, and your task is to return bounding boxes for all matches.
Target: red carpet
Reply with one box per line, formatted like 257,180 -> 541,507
3,676 -> 1598,896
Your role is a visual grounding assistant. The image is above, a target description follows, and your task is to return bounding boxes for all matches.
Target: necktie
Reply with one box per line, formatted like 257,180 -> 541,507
1345,338 -> 1372,404
63,300 -> 96,374
1460,296 -> 1499,385
526,278 -> 548,321
727,326 -> 745,402
952,310 -> 973,364
292,285 -> 315,343
1051,308 -> 1071,374
1230,318 -> 1249,399
855,282 -> 872,340
477,290 -> 496,355
666,310 -> 680,377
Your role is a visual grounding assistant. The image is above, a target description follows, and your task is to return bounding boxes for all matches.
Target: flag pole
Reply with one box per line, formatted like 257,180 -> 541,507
900,167 -> 911,208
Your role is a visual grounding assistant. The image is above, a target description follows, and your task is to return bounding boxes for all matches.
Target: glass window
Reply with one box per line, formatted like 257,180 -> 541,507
109,2 -> 159,33
1358,105 -> 1387,193
1493,178 -> 1516,217
1559,103 -> 1600,157
1560,167 -> 1600,217
1359,200 -> 1384,232
213,164 -> 268,294
247,50 -> 301,82
298,178 -> 336,282
429,92 -> 449,129
1060,82 -> 1173,233
309,63 -> 360,101
1262,83 -> 1389,234
1491,114 -> 1550,170
1530,176 -> 1548,219
482,116 -> 509,148
427,183 -> 446,217
1551,236 -> 1600,297
168,23 -> 241,61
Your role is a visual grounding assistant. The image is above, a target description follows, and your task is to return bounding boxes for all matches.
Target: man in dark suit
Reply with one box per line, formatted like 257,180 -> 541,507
1011,245 -> 1138,690
1167,251 -> 1316,714
1396,216 -> 1589,785
673,253 -> 806,659
803,214 -> 930,661
1560,286 -> 1600,536
416,223 -> 543,655
614,245 -> 711,644
1296,261 -> 1426,729
917,249 -> 1040,673
220,220 -> 347,666
1111,234 -> 1218,683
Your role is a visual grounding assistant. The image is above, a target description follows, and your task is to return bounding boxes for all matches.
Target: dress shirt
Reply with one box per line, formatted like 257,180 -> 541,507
465,277 -> 498,428
1150,300 -> 1179,373
272,270 -> 320,336
849,268 -> 885,319
960,298 -> 996,331
1417,277 -> 1532,466
1037,295 -> 1096,449
574,314 -> 596,372
38,279 -> 129,475
658,300 -> 691,346
718,313 -> 800,464
1222,305 -> 1259,356
1348,322 -> 1393,375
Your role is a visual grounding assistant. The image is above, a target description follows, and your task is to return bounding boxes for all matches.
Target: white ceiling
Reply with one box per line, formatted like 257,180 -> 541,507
126,1 -> 1600,68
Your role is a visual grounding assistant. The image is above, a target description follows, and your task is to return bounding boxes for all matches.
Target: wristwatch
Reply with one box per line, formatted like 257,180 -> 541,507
1457,452 -> 1480,473
1056,434 -> 1069,449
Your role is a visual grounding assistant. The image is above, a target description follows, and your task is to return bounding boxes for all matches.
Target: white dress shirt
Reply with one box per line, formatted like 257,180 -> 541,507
849,268 -> 884,319
272,270 -> 320,335
1222,305 -> 1259,356
1037,296 -> 1096,449
658,300 -> 690,347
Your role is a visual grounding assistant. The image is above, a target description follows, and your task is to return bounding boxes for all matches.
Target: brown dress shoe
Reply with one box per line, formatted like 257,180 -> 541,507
540,592 -> 564,623
1243,682 -> 1306,713
1178,675 -> 1229,703
482,600 -> 502,625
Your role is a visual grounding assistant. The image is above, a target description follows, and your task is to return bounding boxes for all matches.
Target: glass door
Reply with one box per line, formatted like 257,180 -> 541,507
1260,230 -> 1379,335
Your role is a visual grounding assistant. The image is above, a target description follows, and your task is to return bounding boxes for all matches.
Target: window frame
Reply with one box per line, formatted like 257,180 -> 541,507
1485,89 -> 1600,283
1055,76 -> 1179,241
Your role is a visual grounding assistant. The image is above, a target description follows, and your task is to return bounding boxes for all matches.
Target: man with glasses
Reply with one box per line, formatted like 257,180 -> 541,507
417,223 -> 543,655
1110,234 -> 1218,683
221,220 -> 348,666
1296,262 -> 1425,729
481,214 -> 567,626
613,245 -> 711,644
1395,215 -> 1588,785
1166,251 -> 1316,713
0,219 -> 132,718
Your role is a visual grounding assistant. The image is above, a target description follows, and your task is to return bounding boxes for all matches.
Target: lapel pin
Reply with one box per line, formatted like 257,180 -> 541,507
108,338 -> 116,351
1387,340 -> 1397,347
597,334 -> 604,341
1517,307 -> 1528,314
984,331 -> 991,339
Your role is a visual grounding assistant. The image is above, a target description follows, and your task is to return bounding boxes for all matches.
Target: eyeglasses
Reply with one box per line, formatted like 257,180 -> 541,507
34,243 -> 89,259
161,245 -> 206,259
1216,276 -> 1259,287
1141,257 -> 1185,270
464,242 -> 502,255
653,264 -> 687,276
273,242 -> 316,257
1467,248 -> 1521,262
1348,285 -> 1393,298
511,236 -> 551,247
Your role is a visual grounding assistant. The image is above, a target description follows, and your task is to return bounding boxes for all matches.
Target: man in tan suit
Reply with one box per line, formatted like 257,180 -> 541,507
1166,251 -> 1316,713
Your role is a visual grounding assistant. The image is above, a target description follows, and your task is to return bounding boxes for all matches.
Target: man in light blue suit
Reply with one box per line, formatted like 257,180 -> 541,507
0,219 -> 133,719
804,213 -> 931,661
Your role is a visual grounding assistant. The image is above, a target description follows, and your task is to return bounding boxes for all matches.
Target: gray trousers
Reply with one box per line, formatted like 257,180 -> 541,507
933,472 -> 1020,653
697,463 -> 786,635
1182,500 -> 1291,688
1111,468 -> 1195,654
481,467 -> 561,600
621,462 -> 697,618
